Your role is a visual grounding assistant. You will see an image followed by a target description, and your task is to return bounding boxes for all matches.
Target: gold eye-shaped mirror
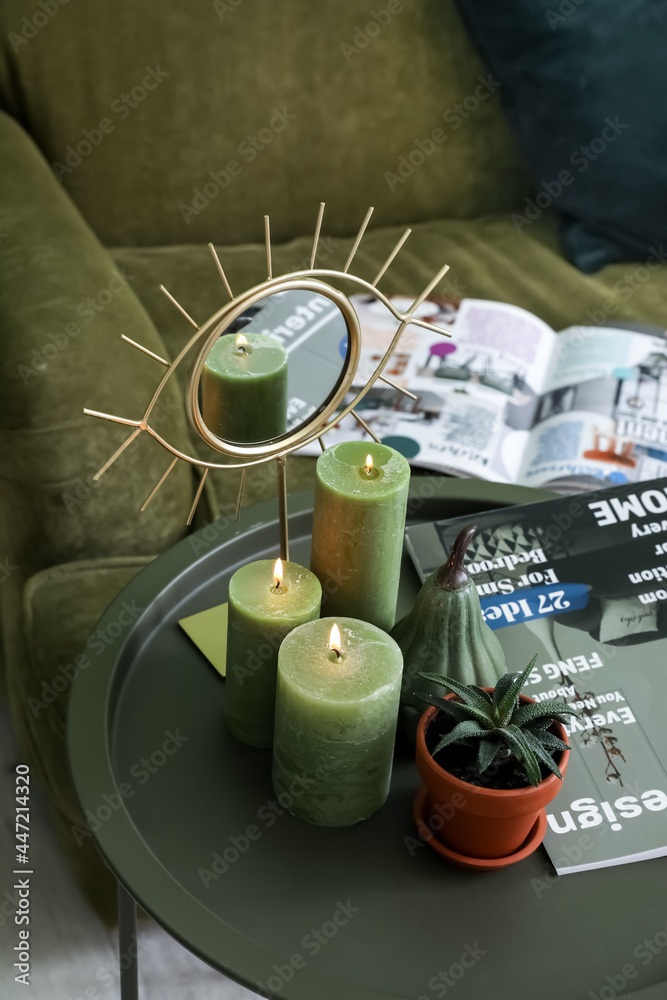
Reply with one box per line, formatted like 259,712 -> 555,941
198,288 -> 351,446
84,203 -> 455,557
186,278 -> 360,459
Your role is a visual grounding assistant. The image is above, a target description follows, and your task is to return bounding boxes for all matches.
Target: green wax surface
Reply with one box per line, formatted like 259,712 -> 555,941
201,332 -> 288,443
272,616 -> 403,826
224,559 -> 321,748
310,441 -> 410,631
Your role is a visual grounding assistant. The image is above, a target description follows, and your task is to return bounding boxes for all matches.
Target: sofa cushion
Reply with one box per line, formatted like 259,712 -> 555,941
456,0 -> 667,272
7,557 -> 155,924
0,0 -> 530,247
112,210 -> 667,357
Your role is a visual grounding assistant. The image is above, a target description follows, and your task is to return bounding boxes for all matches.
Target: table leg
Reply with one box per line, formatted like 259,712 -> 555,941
117,882 -> 139,1000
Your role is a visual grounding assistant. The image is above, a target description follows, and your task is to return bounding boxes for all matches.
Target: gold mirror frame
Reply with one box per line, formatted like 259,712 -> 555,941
84,204 -> 455,558
185,276 -> 360,461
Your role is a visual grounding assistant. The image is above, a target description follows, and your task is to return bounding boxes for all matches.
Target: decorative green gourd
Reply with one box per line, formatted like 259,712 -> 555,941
391,523 -> 506,743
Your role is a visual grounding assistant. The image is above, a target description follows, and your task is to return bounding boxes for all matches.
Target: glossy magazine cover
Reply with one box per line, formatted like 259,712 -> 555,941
405,479 -> 667,872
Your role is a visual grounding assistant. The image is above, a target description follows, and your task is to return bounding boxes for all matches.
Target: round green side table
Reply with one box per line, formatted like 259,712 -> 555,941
67,480 -> 667,1000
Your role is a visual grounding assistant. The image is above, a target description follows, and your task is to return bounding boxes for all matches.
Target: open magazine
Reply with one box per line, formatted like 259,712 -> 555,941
405,479 -> 667,873
300,295 -> 667,493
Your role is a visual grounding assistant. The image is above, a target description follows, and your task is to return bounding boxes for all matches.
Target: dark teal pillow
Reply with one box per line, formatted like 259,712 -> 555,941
456,0 -> 667,273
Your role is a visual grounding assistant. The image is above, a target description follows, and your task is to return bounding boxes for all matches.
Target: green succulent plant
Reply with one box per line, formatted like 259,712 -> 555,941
417,655 -> 580,787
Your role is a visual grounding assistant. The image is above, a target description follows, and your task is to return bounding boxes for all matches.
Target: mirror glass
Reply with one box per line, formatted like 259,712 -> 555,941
200,289 -> 349,444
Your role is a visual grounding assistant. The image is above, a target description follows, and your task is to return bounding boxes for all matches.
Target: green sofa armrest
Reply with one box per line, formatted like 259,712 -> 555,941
0,110 -> 194,700
0,110 -> 194,567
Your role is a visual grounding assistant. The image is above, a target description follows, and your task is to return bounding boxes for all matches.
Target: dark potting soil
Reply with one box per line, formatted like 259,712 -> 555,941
425,712 -> 561,790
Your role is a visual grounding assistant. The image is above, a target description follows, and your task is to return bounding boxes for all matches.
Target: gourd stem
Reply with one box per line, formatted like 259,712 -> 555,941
435,523 -> 477,590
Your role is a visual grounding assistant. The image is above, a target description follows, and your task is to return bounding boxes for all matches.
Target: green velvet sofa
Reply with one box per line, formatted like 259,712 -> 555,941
1,0 -> 666,922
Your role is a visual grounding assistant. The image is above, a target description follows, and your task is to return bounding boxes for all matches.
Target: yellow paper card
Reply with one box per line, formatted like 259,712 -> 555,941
179,602 -> 228,678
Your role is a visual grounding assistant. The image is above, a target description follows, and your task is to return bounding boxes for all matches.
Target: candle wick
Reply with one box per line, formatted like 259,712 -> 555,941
333,648 -> 342,661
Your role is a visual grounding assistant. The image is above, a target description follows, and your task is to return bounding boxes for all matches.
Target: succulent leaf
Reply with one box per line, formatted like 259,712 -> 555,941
418,672 -> 492,712
512,700 -> 579,728
476,738 -> 501,773
500,724 -> 543,786
525,726 -> 570,753
522,729 -> 564,780
417,691 -> 455,713
470,684 -> 493,703
492,672 -> 517,710
432,720 -> 487,756
496,655 -> 538,725
417,694 -> 480,726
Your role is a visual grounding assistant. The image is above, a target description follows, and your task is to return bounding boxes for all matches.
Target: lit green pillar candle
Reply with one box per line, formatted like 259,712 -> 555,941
224,558 -> 322,748
272,617 -> 403,826
310,441 -> 411,631
202,332 -> 288,442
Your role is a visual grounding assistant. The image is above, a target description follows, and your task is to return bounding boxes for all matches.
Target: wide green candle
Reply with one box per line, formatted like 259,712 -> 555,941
272,616 -> 403,826
201,332 -> 288,442
224,559 -> 321,748
310,441 -> 411,631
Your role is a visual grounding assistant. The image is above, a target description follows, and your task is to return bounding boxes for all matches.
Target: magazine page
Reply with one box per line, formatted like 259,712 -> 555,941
298,296 -> 557,483
404,479 -> 667,873
517,325 -> 667,492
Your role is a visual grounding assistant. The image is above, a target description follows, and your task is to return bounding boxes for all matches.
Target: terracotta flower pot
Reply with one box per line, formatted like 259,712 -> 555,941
415,693 -> 570,860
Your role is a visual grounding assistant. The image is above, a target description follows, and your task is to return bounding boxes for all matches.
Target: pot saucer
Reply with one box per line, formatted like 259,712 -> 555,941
413,787 -> 548,871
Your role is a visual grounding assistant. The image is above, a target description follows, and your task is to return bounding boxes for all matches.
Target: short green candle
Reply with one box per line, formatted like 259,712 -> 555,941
272,616 -> 403,826
310,441 -> 411,631
224,559 -> 321,748
201,332 -> 288,442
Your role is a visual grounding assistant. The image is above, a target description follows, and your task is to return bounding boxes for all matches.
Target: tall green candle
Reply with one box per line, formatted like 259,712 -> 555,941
224,558 -> 321,748
202,332 -> 288,442
272,617 -> 403,826
310,441 -> 411,631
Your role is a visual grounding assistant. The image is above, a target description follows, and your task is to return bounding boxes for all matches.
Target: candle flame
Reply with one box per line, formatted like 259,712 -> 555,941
365,454 -> 374,474
236,333 -> 248,349
273,557 -> 283,589
329,623 -> 342,659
